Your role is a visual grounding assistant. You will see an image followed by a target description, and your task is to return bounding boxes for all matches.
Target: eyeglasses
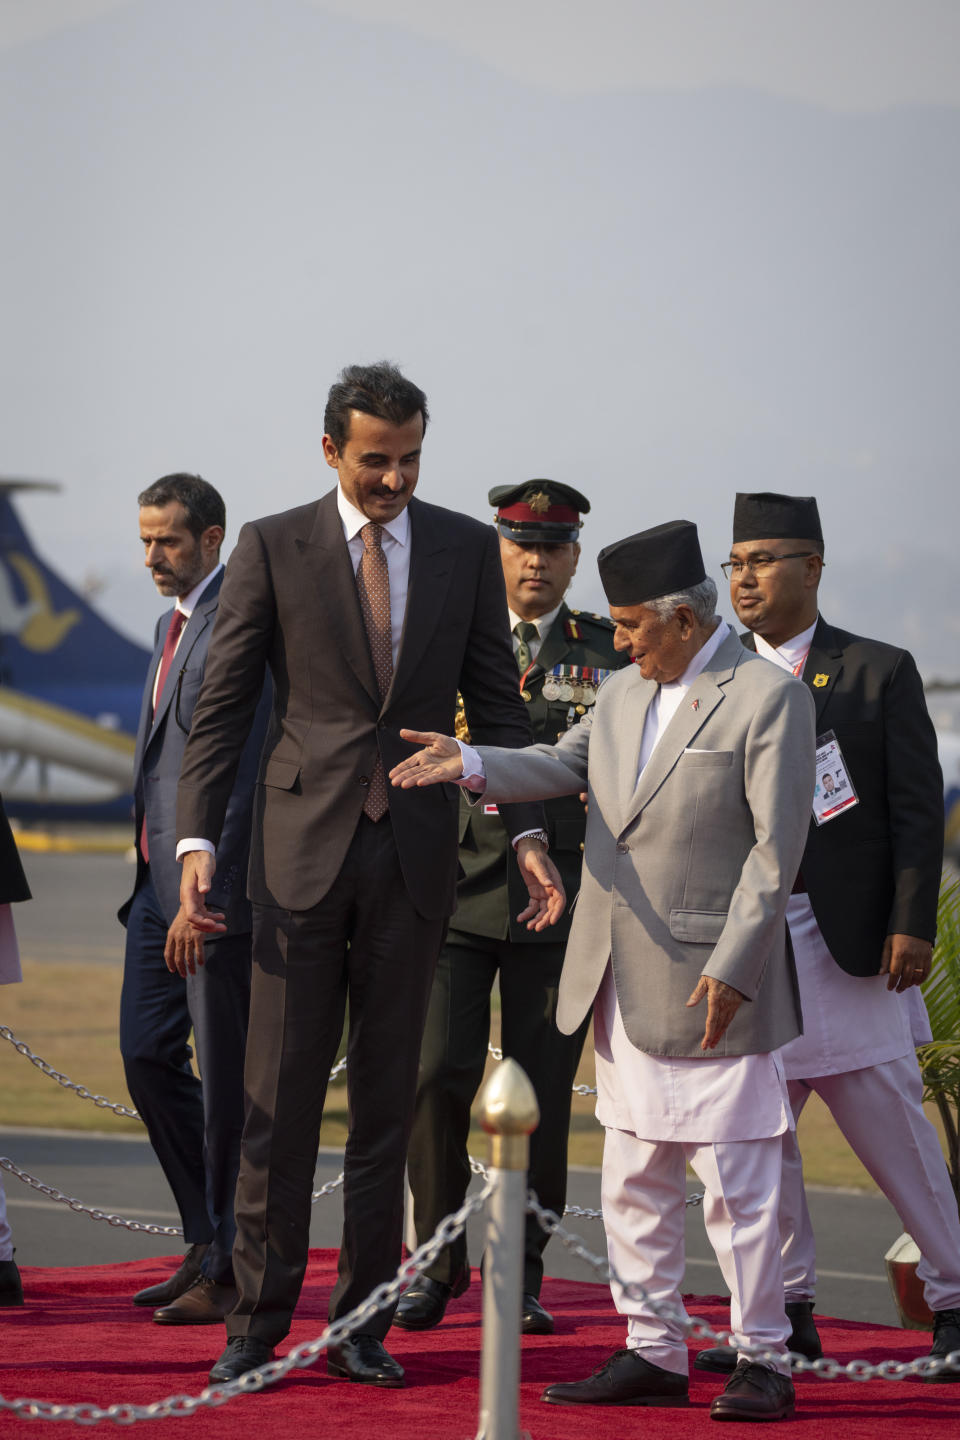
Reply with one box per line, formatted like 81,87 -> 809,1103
721,552 -> 822,579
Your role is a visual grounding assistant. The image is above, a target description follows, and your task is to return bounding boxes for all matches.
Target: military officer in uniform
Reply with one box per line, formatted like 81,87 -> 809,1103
397,481 -> 626,1336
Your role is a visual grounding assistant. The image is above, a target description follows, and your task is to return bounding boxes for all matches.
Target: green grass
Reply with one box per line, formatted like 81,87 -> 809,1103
1,961 -> 950,1191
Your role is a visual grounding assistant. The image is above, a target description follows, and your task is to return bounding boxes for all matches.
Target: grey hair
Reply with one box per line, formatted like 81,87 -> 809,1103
645,576 -> 718,625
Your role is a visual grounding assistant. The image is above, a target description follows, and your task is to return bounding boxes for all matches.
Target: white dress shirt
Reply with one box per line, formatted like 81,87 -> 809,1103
337,487 -> 410,668
151,563 -> 223,710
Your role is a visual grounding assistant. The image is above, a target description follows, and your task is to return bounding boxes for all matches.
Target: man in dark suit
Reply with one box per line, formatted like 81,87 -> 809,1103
398,480 -> 626,1336
174,364 -> 559,1388
695,490 -> 960,1378
0,793 -> 31,1306
120,473 -> 268,1324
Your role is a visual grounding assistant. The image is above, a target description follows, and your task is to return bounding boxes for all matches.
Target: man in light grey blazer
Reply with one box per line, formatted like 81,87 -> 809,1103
391,520 -> 816,1422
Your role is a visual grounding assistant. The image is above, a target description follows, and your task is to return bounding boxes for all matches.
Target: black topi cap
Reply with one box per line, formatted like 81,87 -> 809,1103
489,480 -> 589,544
732,492 -> 823,545
598,520 -> 706,607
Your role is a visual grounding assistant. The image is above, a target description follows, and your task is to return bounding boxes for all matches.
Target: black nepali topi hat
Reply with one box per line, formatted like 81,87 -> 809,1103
732,492 -> 823,544
489,480 -> 589,544
597,520 -> 706,607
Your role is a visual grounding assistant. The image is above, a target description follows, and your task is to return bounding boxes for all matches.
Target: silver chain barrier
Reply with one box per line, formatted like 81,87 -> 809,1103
0,1025 -> 348,1119
0,1179 -> 493,1423
0,1155 -> 343,1236
527,1193 -> 960,1382
487,1041 -> 597,1096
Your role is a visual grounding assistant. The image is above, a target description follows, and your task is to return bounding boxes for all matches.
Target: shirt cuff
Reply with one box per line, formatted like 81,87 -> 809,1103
456,740 -> 487,793
176,838 -> 216,861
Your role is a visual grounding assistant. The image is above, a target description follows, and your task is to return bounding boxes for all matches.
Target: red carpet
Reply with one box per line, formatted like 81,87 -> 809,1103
1,1250 -> 957,1435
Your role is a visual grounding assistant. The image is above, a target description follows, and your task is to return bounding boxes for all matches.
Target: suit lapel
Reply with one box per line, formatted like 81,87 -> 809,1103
147,572 -> 222,744
386,499 -> 455,709
297,490 -> 379,707
621,630 -> 742,828
800,616 -> 843,728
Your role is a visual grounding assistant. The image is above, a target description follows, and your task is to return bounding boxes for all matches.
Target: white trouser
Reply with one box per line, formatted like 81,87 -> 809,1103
602,1126 -> 790,1376
0,1176 -> 12,1261
781,1053 -> 960,1312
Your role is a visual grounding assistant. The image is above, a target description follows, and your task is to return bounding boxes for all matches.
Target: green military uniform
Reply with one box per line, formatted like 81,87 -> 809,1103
406,596 -> 625,1297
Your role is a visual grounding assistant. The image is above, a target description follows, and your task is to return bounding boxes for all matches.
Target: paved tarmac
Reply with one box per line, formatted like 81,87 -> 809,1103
3,847 -> 915,1335
1,1126 -> 906,1329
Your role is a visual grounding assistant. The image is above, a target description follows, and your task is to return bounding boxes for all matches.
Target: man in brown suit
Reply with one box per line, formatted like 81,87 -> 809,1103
174,363 -> 560,1388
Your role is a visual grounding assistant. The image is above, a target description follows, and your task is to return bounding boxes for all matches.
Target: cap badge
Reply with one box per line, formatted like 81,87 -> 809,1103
526,489 -> 551,514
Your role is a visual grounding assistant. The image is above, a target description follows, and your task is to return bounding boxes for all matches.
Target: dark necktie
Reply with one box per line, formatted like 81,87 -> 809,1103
356,523 -> 393,821
514,620 -> 538,674
140,609 -> 187,862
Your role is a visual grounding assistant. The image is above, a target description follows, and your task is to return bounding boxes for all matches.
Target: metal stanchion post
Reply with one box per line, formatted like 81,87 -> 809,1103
472,1058 -> 539,1440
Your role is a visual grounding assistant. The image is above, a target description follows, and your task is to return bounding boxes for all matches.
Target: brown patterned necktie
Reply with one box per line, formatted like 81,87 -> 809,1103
356,522 -> 393,820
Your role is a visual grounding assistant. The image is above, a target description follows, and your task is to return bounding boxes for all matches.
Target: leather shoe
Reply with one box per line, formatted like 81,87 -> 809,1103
522,1293 -> 554,1335
709,1359 -> 795,1420
133,1243 -> 209,1307
327,1334 -> 405,1388
153,1275 -> 238,1324
0,1258 -> 23,1307
208,1336 -> 275,1384
393,1271 -> 469,1330
542,1348 -> 689,1407
696,1300 -> 822,1373
924,1307 -> 960,1383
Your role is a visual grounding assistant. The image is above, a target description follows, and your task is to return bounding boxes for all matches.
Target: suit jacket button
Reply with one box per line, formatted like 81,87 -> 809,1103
359,775 -> 370,786
616,841 -> 628,853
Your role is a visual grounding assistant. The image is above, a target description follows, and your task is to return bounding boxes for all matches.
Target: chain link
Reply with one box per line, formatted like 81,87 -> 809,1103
0,1180 -> 493,1423
0,1026 -> 348,1120
0,1155 -> 343,1235
486,1042 -> 597,1096
526,1194 -> 960,1382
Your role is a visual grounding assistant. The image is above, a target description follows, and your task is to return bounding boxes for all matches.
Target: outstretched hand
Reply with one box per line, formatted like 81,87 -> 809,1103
515,839 -> 566,930
686,975 -> 745,1051
390,729 -> 464,788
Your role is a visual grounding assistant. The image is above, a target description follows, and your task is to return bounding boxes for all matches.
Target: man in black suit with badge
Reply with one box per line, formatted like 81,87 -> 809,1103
397,481 -> 626,1336
694,491 -> 960,1379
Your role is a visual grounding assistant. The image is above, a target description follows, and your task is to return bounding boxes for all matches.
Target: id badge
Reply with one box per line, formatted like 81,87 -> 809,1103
812,729 -> 858,825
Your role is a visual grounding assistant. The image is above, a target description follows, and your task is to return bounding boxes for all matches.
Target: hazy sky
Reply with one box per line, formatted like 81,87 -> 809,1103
1,0 -> 958,679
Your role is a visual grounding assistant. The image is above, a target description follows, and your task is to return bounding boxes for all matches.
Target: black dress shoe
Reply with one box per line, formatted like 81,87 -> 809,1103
695,1300 -> 822,1373
327,1334 -> 404,1388
0,1258 -> 23,1307
133,1243 -> 209,1307
393,1271 -> 469,1330
208,1337 -> 275,1384
709,1360 -> 795,1421
153,1275 -> 238,1324
542,1349 -> 690,1407
924,1307 -> 960,1383
522,1293 -> 554,1335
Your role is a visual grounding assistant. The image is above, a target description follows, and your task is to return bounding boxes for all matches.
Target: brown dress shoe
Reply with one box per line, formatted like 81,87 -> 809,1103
132,1243 -> 209,1306
709,1360 -> 796,1421
542,1349 -> 690,1407
153,1275 -> 238,1324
